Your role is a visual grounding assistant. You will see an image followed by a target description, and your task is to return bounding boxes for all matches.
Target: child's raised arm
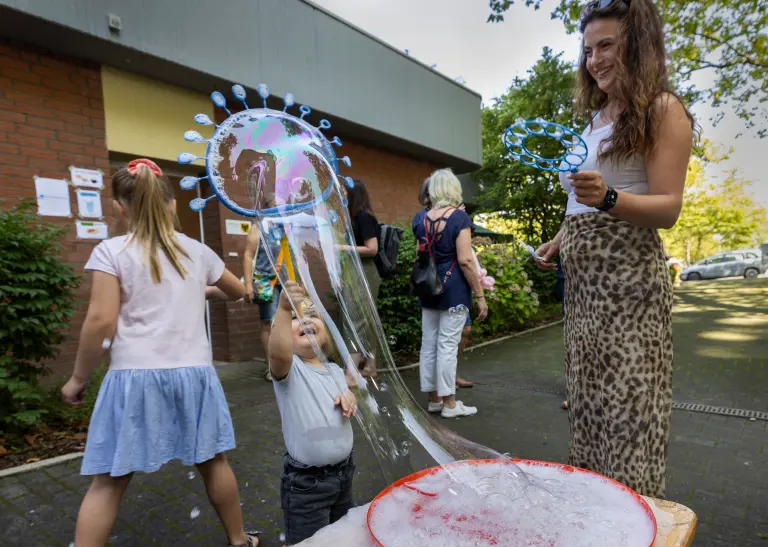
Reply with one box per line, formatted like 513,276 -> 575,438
268,280 -> 305,380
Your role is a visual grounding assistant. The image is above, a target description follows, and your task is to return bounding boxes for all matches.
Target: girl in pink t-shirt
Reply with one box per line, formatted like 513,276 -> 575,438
61,159 -> 259,547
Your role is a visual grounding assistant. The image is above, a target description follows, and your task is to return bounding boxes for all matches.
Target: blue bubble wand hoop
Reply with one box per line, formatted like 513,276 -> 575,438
503,118 -> 589,261
177,83 -> 354,219
503,118 -> 588,174
177,81 -> 372,383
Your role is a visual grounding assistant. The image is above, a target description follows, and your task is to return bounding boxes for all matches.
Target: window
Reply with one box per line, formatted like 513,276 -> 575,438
747,253 -> 758,259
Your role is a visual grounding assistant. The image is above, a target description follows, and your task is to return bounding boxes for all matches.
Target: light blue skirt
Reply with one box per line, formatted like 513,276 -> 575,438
81,365 -> 236,477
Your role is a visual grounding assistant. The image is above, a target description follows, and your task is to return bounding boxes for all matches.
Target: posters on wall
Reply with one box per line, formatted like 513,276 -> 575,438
69,166 -> 104,189
75,189 -> 103,219
34,177 -> 72,217
33,170 -> 109,239
75,220 -> 109,240
225,219 -> 251,235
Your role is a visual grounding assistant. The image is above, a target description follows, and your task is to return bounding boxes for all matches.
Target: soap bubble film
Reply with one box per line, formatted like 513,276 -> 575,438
179,83 -> 657,546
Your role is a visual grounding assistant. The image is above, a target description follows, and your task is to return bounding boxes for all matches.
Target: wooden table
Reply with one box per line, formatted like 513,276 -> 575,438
646,497 -> 698,547
297,496 -> 697,546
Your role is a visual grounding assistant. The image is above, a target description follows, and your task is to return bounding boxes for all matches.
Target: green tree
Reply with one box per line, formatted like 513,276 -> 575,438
473,213 -> 526,237
475,47 -> 581,244
487,0 -> 768,136
660,160 -> 768,263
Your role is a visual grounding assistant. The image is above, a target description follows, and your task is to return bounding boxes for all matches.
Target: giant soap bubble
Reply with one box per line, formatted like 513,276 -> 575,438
178,83 -> 657,546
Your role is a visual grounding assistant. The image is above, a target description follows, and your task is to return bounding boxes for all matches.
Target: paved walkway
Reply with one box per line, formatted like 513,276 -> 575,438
1,279 -> 766,546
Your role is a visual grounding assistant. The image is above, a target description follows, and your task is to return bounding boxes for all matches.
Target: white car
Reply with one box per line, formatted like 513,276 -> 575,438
681,250 -> 766,281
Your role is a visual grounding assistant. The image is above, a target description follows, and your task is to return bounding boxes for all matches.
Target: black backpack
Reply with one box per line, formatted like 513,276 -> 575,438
375,223 -> 404,277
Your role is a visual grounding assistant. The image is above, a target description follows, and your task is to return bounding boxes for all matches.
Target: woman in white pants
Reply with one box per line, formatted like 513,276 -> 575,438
412,169 -> 488,418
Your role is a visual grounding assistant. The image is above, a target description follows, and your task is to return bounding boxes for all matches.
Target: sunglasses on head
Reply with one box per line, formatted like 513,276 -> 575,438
581,0 -> 629,19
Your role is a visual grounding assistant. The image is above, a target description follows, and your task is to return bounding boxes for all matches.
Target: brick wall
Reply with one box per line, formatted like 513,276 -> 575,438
340,139 -> 436,225
0,39 -> 111,377
0,40 -> 440,371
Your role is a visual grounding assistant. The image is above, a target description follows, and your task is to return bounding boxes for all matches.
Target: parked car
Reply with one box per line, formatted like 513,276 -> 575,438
680,250 -> 766,281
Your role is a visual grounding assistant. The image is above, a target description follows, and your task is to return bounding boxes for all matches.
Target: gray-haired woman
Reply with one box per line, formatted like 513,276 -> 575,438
413,169 -> 487,418
419,178 -> 474,390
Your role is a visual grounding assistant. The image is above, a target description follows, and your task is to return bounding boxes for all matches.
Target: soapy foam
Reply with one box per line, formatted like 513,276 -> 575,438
368,461 -> 655,547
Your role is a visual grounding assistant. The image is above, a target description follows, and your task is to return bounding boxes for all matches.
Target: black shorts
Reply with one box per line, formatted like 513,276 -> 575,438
280,451 -> 356,545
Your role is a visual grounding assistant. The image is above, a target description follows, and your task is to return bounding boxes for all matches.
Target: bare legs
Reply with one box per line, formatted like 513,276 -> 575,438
73,473 -> 133,547
456,325 -> 473,388
261,320 -> 273,380
260,320 -> 271,361
197,453 -> 257,546
73,454 -> 257,547
428,391 -> 457,409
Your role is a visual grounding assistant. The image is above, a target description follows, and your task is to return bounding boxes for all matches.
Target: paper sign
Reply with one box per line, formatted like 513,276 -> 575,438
35,177 -> 71,217
75,220 -> 108,240
225,219 -> 251,235
69,166 -> 104,189
76,189 -> 102,219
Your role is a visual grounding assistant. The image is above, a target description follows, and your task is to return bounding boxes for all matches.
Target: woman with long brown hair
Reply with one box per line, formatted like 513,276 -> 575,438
535,0 -> 695,497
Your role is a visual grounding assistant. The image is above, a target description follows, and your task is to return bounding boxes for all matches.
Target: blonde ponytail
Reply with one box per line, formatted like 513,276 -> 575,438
112,161 -> 189,283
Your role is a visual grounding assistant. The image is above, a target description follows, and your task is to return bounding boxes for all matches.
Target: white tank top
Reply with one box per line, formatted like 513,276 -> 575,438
559,117 -> 648,216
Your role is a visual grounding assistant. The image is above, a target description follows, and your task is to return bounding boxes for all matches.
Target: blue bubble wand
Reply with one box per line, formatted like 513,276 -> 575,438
177,83 -> 353,219
503,118 -> 588,174
502,118 -> 589,261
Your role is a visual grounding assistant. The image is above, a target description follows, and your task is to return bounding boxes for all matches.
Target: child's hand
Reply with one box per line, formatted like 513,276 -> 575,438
61,375 -> 88,406
279,281 -> 306,312
334,390 -> 358,418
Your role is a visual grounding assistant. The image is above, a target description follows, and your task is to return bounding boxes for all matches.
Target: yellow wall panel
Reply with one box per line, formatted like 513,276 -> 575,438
101,66 -> 212,165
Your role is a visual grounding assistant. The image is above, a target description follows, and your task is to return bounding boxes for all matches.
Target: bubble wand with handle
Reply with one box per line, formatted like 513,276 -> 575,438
280,233 -> 303,318
503,118 -> 589,261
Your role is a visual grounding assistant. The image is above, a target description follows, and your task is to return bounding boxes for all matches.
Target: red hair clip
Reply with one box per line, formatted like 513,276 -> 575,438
127,158 -> 163,177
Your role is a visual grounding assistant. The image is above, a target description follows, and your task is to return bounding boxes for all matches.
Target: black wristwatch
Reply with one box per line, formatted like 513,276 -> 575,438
598,186 -> 618,211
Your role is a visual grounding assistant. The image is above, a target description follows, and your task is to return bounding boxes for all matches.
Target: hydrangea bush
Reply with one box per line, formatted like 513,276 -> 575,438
378,231 -> 553,356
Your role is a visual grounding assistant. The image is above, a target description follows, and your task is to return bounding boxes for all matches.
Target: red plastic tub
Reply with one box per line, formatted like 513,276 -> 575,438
366,458 -> 657,547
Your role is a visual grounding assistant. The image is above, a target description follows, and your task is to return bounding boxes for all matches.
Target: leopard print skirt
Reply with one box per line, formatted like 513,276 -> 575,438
560,212 -> 673,498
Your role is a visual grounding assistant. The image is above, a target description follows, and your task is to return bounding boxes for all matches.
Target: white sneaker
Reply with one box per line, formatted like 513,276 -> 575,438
441,401 -> 477,418
428,401 -> 444,413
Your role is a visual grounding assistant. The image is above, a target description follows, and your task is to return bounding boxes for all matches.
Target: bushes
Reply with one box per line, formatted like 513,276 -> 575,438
0,201 -> 80,434
378,228 -> 553,356
43,365 -> 106,430
520,253 -> 559,307
471,240 -> 542,338
378,226 -> 423,355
